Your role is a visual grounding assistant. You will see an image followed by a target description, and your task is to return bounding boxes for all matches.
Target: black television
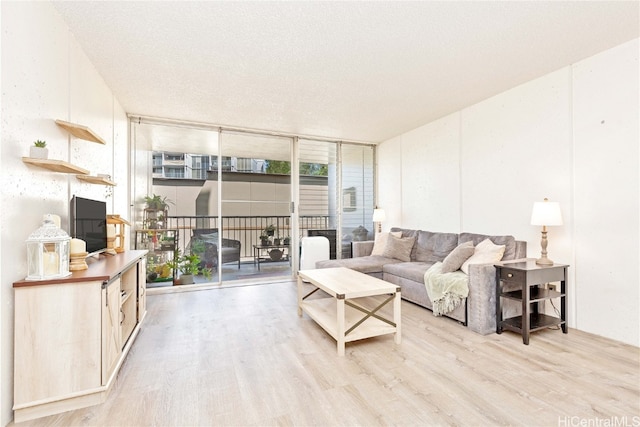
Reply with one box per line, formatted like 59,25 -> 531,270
70,196 -> 107,256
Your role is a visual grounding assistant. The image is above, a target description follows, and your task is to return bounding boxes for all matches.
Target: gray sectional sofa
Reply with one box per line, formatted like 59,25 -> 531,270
316,227 -> 526,335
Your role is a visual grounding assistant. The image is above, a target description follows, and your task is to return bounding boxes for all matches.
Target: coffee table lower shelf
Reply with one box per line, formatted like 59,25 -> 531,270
301,297 -> 398,343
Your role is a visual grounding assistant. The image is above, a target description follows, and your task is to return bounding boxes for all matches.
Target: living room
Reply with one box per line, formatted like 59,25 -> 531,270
1,1 -> 638,426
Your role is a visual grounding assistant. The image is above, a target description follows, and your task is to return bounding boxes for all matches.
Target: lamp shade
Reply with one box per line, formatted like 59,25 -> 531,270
372,208 -> 386,222
531,199 -> 563,226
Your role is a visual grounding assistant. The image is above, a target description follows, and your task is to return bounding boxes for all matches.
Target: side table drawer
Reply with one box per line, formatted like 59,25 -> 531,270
499,268 -> 525,283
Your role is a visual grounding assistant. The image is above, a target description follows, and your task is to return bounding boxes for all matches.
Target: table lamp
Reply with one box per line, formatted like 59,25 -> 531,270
372,208 -> 386,234
530,198 -> 563,266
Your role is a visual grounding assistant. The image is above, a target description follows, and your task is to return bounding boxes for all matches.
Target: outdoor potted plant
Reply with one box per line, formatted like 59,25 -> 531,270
176,253 -> 201,285
146,258 -> 158,282
144,194 -> 172,229
167,250 -> 212,285
264,224 -> 276,237
259,232 -> 270,246
30,140 -> 48,159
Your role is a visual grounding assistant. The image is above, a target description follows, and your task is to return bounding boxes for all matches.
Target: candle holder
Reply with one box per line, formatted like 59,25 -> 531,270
69,252 -> 88,271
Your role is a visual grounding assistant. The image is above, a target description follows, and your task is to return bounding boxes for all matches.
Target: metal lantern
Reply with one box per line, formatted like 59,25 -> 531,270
26,217 -> 72,280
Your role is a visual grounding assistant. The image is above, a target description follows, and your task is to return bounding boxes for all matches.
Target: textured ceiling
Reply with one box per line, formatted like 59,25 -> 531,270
53,1 -> 639,143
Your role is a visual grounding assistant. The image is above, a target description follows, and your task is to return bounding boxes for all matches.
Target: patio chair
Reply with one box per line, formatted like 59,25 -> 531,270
190,229 -> 241,271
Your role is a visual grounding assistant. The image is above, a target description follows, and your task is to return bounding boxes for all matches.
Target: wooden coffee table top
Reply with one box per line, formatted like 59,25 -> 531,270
298,267 -> 400,299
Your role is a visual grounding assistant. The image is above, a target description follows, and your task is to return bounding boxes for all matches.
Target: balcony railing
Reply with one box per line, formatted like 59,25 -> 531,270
166,215 -> 332,260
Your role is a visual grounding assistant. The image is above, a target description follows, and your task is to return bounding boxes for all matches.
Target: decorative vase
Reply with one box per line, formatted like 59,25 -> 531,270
29,146 -> 48,159
269,249 -> 283,261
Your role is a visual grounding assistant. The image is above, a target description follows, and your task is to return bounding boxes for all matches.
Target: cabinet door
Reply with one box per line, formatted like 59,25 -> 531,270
102,278 -> 122,385
120,267 -> 137,346
138,257 -> 147,322
14,282 -> 102,406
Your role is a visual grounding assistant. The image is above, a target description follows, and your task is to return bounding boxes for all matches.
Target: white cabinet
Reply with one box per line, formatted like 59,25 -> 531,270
13,251 -> 147,423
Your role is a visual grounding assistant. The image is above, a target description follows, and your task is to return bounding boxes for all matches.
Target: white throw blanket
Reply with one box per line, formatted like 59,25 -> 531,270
423,262 -> 470,316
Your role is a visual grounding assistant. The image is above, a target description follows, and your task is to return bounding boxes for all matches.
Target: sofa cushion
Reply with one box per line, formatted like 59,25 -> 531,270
390,227 -> 420,239
382,235 -> 416,262
371,231 -> 402,256
461,238 -> 505,274
441,241 -> 475,273
383,261 -> 433,283
459,232 -> 517,260
413,230 -> 460,263
390,227 -> 420,258
315,255 -> 401,275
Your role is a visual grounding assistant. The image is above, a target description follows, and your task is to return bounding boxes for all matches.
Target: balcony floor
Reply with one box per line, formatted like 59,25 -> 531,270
146,260 -> 293,289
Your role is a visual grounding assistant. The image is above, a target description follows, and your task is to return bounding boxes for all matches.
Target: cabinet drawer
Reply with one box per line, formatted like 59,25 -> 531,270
499,268 -> 525,283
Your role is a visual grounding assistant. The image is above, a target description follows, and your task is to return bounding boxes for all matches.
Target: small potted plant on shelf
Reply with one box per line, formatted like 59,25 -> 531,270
30,140 -> 48,159
264,224 -> 276,237
146,258 -> 158,282
144,194 -> 172,229
259,232 -> 270,246
144,194 -> 172,211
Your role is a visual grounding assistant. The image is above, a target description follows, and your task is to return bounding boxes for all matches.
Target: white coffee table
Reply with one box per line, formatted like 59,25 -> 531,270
297,267 -> 402,356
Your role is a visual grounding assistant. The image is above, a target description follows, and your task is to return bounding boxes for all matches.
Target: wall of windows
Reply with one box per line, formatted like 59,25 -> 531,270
131,118 -> 376,285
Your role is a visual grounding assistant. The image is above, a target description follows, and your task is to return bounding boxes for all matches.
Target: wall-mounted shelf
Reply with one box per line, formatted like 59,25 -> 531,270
23,120 -> 116,186
55,119 -> 106,145
76,175 -> 116,186
22,157 -> 89,175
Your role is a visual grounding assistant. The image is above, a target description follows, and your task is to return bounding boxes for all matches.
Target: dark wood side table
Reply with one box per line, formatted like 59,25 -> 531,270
495,259 -> 568,345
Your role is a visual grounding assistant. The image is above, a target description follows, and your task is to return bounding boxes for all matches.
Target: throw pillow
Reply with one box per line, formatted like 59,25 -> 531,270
461,238 -> 506,274
441,241 -> 475,273
381,234 -> 416,262
371,231 -> 402,256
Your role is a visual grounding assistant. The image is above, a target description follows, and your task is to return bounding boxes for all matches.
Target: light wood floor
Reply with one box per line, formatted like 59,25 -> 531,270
14,281 -> 639,426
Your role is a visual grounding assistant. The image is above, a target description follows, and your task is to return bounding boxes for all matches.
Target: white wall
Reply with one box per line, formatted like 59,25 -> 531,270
0,2 -> 128,424
572,41 -> 639,346
378,39 -> 639,346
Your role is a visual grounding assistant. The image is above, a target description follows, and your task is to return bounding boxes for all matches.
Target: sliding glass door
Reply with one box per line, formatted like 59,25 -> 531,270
298,139 -> 339,258
131,121 -> 220,287
131,118 -> 376,287
340,144 -> 375,252
219,132 -> 293,283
